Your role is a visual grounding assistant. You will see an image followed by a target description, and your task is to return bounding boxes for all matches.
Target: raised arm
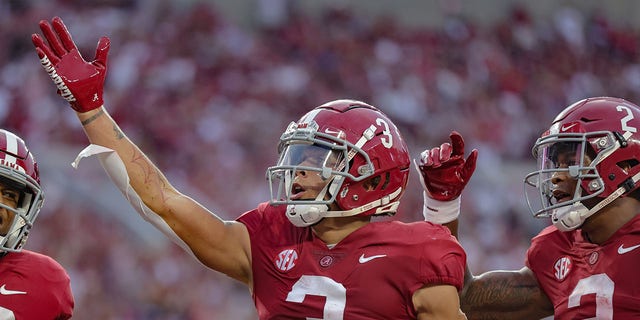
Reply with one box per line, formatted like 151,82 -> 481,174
415,131 -> 553,319
32,16 -> 252,285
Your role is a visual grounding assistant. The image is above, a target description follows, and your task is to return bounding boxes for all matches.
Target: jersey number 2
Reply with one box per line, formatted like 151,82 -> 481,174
568,273 -> 613,319
286,275 -> 346,320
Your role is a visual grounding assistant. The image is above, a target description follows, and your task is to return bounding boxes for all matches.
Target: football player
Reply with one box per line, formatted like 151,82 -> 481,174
418,97 -> 640,319
33,16 -> 467,319
0,129 -> 74,319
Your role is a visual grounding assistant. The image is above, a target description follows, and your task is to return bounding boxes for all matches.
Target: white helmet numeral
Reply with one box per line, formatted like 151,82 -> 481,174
376,118 -> 393,148
617,105 -> 637,135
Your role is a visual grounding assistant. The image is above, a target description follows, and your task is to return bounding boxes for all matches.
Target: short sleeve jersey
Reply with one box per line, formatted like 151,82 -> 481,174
237,202 -> 466,320
526,215 -> 640,319
0,250 -> 74,319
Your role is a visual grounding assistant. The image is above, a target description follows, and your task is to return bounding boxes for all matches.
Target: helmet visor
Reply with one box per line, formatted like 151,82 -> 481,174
524,134 -> 600,218
267,143 -> 346,205
0,172 -> 43,252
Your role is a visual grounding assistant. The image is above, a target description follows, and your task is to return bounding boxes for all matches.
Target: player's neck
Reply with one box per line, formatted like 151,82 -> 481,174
581,198 -> 640,244
312,216 -> 370,245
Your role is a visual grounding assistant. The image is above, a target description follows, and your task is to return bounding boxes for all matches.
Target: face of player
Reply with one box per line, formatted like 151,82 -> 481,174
0,181 -> 20,236
547,142 -> 594,206
287,145 -> 341,201
291,161 -> 331,201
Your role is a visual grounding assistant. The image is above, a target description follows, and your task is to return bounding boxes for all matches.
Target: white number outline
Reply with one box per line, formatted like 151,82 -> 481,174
616,105 -> 637,134
376,118 -> 393,148
0,306 -> 15,320
567,273 -> 614,320
286,275 -> 346,320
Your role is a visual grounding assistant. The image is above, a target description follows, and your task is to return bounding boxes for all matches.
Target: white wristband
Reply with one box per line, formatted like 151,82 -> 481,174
422,191 -> 461,224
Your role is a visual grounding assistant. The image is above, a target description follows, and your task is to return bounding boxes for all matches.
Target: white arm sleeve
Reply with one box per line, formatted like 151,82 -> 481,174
71,144 -> 197,259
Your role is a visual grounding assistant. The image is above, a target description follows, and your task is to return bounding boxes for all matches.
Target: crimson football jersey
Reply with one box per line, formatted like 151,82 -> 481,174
237,202 -> 466,320
526,214 -> 640,319
0,250 -> 73,319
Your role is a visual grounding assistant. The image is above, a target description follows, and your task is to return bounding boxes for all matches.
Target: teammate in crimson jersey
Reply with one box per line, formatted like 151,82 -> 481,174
0,129 -> 74,319
417,96 -> 640,319
32,17 -> 467,319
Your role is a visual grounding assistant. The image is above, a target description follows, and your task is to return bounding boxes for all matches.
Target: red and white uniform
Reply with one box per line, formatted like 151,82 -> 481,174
238,202 -> 466,320
0,250 -> 73,319
526,215 -> 640,320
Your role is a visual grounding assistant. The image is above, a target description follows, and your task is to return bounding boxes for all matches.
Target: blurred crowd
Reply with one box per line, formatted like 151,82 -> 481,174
2,0 -> 640,318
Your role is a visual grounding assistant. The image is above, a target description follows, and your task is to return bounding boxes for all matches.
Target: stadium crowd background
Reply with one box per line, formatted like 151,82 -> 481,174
2,0 -> 640,318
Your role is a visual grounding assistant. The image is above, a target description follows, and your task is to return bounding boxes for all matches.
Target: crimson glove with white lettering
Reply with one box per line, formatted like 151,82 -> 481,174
414,131 -> 478,224
32,16 -> 110,113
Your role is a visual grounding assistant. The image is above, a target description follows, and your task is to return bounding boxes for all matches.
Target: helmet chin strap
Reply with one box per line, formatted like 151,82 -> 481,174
286,204 -> 329,227
5,219 -> 26,249
0,212 -> 27,251
286,180 -> 334,227
551,202 -> 589,232
553,170 -> 640,231
322,187 -> 403,218
285,187 -> 403,227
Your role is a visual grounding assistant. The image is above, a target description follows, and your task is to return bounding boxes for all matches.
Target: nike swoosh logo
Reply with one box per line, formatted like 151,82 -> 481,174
618,243 -> 640,254
359,254 -> 387,263
0,284 -> 26,295
561,123 -> 578,132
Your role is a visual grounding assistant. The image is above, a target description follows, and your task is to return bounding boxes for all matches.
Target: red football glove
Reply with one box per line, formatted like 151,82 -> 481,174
415,131 -> 477,224
32,16 -> 110,113
417,131 -> 478,200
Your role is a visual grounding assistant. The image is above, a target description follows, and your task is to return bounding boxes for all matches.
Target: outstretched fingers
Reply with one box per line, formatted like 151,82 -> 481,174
462,149 -> 478,180
38,19 -> 67,58
449,131 -> 465,157
93,37 -> 111,67
31,34 -> 60,64
51,16 -> 79,53
449,130 -> 477,180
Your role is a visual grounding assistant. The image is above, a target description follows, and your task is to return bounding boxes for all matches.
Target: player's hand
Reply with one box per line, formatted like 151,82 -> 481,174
417,131 -> 477,201
415,131 -> 477,224
32,16 -> 110,112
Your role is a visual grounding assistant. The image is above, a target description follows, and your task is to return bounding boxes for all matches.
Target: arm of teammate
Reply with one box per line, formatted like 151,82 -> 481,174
461,267 -> 554,319
31,16 -> 252,285
414,130 -> 476,301
416,132 -> 553,319
413,284 -> 467,320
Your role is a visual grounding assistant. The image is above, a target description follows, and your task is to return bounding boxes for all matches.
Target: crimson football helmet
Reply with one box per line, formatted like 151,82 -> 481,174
0,129 -> 44,252
267,99 -> 410,227
524,97 -> 640,231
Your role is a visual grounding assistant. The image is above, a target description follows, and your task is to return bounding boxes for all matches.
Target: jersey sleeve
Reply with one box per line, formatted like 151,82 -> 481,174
418,226 -> 466,291
236,202 -> 270,234
0,251 -> 74,319
525,225 -> 556,271
39,255 -> 74,319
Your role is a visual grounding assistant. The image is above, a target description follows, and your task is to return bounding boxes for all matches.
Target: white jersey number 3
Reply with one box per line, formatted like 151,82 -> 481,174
0,306 -> 15,320
286,275 -> 346,320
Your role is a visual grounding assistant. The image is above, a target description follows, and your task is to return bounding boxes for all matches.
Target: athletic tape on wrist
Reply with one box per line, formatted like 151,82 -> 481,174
422,191 -> 461,224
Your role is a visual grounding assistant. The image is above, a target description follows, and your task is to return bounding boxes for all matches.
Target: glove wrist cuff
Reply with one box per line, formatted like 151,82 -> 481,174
422,191 -> 460,224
